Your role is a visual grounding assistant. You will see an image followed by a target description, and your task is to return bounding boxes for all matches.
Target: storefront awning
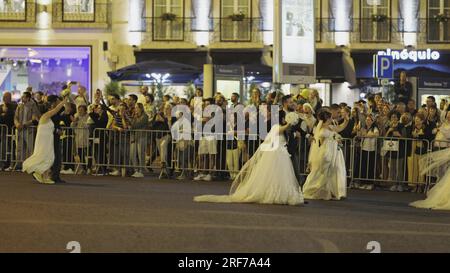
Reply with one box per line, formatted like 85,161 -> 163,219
107,60 -> 202,83
210,50 -> 263,66
134,50 -> 207,68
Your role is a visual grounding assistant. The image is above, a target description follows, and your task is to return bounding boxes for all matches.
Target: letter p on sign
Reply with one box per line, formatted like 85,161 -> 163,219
374,55 -> 394,79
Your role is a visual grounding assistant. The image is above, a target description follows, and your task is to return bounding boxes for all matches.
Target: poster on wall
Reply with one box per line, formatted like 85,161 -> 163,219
0,0 -> 26,21
274,0 -> 316,84
63,0 -> 95,22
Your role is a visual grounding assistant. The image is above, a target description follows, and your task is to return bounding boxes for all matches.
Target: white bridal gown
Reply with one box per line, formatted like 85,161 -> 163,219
23,119 -> 55,175
194,125 -> 304,206
303,123 -> 347,200
410,148 -> 450,210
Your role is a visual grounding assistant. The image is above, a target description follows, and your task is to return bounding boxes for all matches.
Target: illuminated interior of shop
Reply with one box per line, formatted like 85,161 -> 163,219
0,46 -> 91,101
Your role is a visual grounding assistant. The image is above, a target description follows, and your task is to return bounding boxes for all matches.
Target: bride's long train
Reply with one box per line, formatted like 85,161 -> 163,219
194,125 -> 304,206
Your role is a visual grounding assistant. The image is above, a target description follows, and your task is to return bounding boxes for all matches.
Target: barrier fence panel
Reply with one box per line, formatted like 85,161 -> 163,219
171,133 -> 263,180
352,136 -> 431,192
60,127 -> 90,174
10,126 -> 37,170
91,128 -> 172,176
2,122 -> 447,193
0,124 -> 9,164
432,139 -> 450,151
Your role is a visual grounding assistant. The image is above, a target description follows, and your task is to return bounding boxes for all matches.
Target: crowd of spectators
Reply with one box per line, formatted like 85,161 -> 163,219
0,80 -> 449,193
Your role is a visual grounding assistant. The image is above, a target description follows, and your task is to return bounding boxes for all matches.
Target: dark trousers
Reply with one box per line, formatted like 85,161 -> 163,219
94,133 -> 107,174
62,137 -> 74,170
51,133 -> 62,181
360,150 -> 377,181
215,140 -> 228,178
291,152 -> 302,186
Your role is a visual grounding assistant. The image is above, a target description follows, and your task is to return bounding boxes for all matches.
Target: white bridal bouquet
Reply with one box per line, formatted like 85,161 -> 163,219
286,112 -> 300,126
333,133 -> 343,141
333,133 -> 344,151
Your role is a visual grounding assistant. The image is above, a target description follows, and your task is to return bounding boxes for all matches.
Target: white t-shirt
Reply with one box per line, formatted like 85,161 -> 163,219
362,127 -> 379,152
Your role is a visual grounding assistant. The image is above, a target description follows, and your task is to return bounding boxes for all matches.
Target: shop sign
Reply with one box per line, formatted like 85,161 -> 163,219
377,48 -> 440,62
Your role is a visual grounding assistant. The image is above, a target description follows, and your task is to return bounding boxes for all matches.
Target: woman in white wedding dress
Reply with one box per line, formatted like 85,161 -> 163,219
410,147 -> 450,210
23,97 -> 67,184
303,111 -> 347,201
194,122 -> 304,206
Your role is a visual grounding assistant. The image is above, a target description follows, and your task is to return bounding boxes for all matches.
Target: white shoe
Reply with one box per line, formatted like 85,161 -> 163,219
5,167 -> 13,172
33,173 -> 44,183
109,170 -> 120,176
61,169 -> 75,175
132,172 -> 144,178
389,185 -> 397,192
366,184 -> 374,191
397,185 -> 404,192
194,174 -> 205,181
42,178 -> 55,185
203,174 -> 212,181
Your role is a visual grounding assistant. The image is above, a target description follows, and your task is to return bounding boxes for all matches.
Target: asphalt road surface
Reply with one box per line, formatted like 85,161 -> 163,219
0,172 -> 449,253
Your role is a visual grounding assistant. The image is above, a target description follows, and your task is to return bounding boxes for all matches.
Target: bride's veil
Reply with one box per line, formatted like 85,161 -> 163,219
230,124 -> 281,194
308,120 -> 323,170
420,147 -> 450,180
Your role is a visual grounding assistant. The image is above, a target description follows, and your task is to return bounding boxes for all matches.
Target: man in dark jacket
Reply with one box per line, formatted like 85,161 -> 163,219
279,95 -> 303,186
47,95 -> 67,184
394,71 -> 413,105
89,103 -> 109,175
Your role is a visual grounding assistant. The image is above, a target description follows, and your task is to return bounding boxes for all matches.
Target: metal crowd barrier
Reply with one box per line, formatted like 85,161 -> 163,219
60,126 -> 91,174
352,136 -> 431,191
2,122 -> 449,195
171,133 -> 262,179
91,128 -> 173,176
432,139 -> 450,150
9,125 -> 37,170
0,124 -> 9,165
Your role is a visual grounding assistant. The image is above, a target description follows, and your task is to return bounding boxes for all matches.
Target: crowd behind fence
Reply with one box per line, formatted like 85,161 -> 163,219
0,124 -> 448,193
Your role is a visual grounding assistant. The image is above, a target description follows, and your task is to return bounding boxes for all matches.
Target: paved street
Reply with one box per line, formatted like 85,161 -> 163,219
0,172 -> 450,253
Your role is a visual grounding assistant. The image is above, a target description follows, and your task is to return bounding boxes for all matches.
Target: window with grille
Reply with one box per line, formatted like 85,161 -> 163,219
220,0 -> 252,42
427,0 -> 450,43
153,0 -> 184,41
360,0 -> 391,42
0,0 -> 26,21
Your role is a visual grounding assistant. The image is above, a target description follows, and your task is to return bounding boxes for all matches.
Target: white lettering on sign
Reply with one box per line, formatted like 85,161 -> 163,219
378,48 -> 440,62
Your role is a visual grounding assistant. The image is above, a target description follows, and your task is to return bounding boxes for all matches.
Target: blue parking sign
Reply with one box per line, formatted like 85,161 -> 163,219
373,55 -> 394,79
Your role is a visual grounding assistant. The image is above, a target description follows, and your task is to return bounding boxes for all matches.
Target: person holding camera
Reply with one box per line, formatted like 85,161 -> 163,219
89,103 -> 108,176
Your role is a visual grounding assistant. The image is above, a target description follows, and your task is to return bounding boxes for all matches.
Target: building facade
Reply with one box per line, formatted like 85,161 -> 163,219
0,0 -> 449,103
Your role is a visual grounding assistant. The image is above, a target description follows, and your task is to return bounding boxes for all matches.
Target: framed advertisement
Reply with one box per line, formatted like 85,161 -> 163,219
273,0 -> 316,84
